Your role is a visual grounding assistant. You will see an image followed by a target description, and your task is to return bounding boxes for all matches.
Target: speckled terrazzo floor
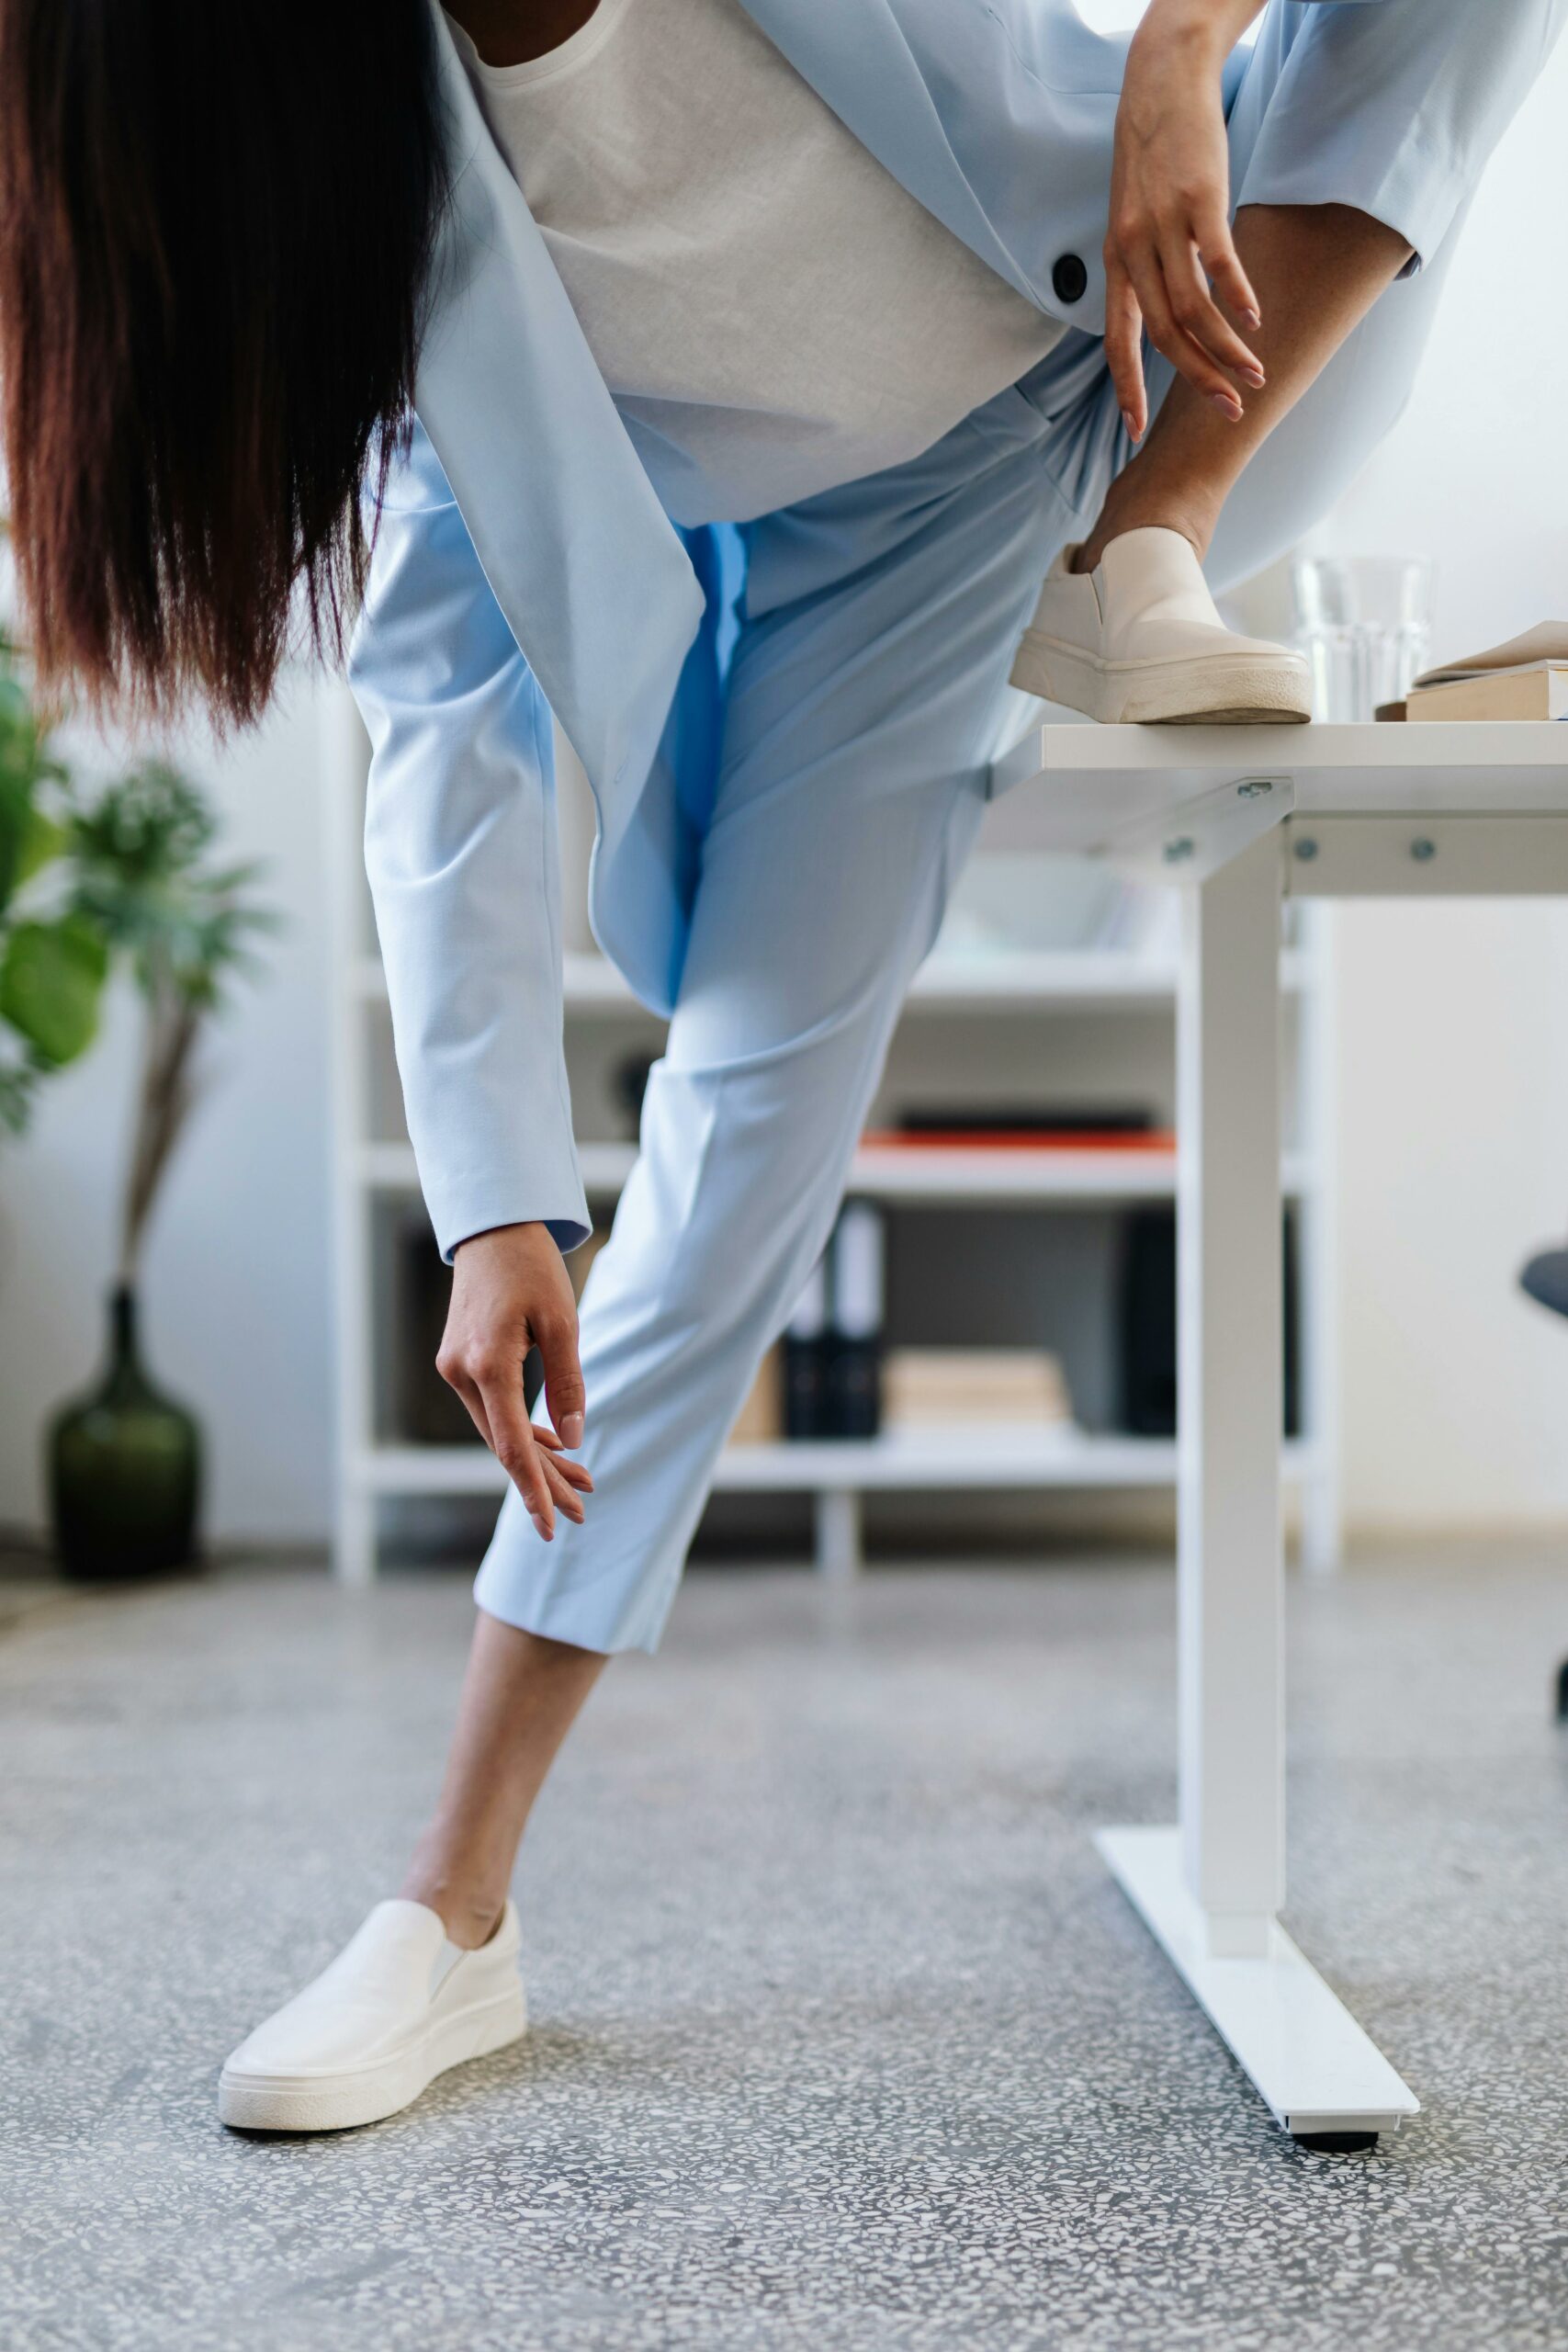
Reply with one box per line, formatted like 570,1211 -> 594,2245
4,1549 -> 1568,2352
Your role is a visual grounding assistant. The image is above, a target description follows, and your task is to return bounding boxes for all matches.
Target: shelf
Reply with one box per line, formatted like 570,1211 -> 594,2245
716,1428 -> 1179,1491
848,1144 -> 1193,1203
353,946 -> 1311,1016
359,1430 -> 1320,1498
357,1138 -> 1316,1204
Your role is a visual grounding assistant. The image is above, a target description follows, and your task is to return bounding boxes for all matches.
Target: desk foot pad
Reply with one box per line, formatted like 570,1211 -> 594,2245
1097,1826 -> 1419,2140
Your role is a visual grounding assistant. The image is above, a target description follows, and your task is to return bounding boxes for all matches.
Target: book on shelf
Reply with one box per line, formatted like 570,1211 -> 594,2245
783,1254 -> 830,1440
731,1345 -> 784,1444
863,1108 -> 1173,1154
883,1349 -> 1074,1432
773,1202 -> 889,1441
826,1201 -> 886,1440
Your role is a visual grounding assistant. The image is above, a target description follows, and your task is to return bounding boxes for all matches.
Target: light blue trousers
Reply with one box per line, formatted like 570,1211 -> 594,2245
473,0 -> 1551,1653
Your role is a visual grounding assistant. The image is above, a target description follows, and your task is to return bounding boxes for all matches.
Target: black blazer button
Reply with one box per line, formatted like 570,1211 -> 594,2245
1052,253 -> 1089,305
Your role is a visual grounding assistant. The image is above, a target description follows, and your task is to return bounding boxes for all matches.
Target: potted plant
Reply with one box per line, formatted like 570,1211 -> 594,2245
42,762 -> 276,1577
0,526 -> 276,1576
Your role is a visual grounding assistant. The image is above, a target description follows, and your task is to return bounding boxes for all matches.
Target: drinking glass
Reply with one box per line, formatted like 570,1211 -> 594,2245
1291,556 -> 1436,720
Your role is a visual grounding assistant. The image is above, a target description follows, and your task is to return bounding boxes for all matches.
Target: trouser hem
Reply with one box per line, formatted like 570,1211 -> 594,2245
472,1553 -> 674,1657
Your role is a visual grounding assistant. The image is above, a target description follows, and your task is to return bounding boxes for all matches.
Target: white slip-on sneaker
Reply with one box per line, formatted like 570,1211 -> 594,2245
218,1897 -> 525,2132
1010,526 -> 1312,725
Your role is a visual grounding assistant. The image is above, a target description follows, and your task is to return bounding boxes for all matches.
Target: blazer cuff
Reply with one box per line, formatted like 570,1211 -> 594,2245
443,1202 -> 594,1265
422,1143 -> 592,1266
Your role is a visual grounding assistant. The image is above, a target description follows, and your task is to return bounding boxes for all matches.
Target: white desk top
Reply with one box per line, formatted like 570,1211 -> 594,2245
990,721 -> 1568,865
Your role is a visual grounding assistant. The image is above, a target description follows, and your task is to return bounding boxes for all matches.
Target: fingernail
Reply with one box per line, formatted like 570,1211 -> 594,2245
1239,368 -> 1265,390
1210,392 -> 1243,420
1120,407 -> 1139,442
531,1512 -> 551,1542
560,1411 -> 585,1449
1241,307 -> 1261,329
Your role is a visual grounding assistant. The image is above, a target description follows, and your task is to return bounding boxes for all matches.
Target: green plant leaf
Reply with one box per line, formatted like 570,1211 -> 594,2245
0,915 -> 108,1065
0,641 -> 69,914
0,758 -> 39,915
16,805 -> 67,885
66,758 -> 276,1016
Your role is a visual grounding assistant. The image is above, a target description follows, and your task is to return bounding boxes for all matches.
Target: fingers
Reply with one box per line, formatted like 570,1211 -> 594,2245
435,1224 -> 592,1541
436,1352 -> 594,1537
1164,217 -> 1263,385
1108,205 -> 1264,425
487,1382 -> 558,1539
536,1306 -> 586,1453
1103,251 -> 1147,442
539,1448 -> 589,1526
533,1424 -> 594,1496
1194,206 -> 1260,332
440,1334 -> 558,1538
1122,243 -> 1247,421
485,1412 -> 592,1532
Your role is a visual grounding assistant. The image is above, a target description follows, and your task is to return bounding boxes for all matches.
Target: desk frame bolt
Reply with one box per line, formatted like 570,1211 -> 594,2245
1410,837 -> 1437,863
1236,780 -> 1274,800
1164,837 -> 1196,865
1293,838 -> 1319,864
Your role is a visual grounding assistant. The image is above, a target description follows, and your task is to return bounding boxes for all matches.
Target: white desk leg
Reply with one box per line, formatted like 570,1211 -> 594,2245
1098,831 -> 1417,2147
1174,829 -> 1287,1953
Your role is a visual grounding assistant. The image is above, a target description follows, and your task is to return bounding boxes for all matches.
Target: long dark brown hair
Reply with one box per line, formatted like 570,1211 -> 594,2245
0,0 -> 449,724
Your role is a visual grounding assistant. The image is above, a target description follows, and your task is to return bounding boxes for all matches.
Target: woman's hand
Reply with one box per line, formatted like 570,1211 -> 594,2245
1105,0 -> 1267,443
438,1221 -> 592,1541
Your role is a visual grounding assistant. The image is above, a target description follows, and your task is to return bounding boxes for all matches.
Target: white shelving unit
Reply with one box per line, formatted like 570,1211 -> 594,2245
325,695 -> 1338,1584
354,943 -> 1311,1013
357,1135 -> 1315,1204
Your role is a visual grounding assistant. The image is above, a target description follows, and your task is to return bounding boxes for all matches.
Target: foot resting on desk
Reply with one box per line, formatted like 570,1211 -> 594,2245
1010,527 -> 1311,726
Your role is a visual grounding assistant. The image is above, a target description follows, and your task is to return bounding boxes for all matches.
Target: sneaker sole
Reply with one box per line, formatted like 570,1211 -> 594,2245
217,1982 -> 527,2134
1010,631 -> 1312,726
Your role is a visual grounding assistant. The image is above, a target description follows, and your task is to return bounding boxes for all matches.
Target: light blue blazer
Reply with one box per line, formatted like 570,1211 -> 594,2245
347,0 -> 1459,1262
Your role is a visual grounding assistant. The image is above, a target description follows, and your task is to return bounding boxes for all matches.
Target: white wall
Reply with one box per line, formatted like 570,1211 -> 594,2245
1309,40 -> 1568,1531
2,19 -> 1564,1550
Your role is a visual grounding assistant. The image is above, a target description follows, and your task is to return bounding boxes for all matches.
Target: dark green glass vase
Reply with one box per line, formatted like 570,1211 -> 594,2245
49,1284 -> 202,1579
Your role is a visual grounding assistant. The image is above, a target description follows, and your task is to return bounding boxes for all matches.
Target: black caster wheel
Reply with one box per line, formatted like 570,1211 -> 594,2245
1292,2130 -> 1379,2154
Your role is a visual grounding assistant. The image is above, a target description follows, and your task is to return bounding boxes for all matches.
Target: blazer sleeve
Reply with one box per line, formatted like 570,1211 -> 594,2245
347,418 -> 592,1265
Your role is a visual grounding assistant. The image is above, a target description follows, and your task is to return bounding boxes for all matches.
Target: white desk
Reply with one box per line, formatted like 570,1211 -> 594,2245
992,721 -> 1568,2150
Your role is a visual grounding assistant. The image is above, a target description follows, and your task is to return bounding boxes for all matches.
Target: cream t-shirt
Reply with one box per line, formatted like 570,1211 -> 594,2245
449,0 -> 1063,526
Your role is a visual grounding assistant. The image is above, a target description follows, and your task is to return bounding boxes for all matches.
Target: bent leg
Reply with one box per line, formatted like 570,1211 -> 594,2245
1076,201 -> 1413,574
474,425 -> 1080,1656
1078,0 -> 1562,580
530,763 -> 982,1645
1200,204 -> 1458,597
